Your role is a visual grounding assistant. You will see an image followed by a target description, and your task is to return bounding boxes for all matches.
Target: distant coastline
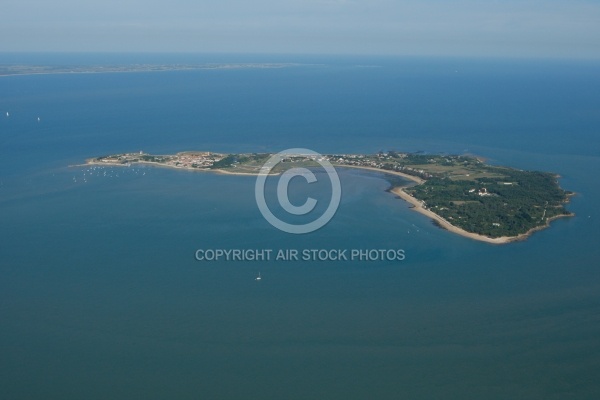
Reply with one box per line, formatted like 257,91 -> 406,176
0,63 -> 300,78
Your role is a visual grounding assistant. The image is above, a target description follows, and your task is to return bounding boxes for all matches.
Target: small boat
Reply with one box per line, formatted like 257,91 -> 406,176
255,272 -> 262,281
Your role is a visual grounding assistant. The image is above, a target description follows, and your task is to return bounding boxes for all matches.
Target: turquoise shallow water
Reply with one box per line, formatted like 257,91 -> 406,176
1,55 -> 600,399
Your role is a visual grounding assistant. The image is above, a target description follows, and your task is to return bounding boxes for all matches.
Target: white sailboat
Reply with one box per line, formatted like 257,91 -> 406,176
255,272 -> 262,281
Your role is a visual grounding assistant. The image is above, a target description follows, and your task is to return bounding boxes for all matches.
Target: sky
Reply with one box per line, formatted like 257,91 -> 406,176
1,0 -> 599,58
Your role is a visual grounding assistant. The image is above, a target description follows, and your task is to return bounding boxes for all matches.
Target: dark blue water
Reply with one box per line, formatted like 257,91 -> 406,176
1,55 -> 599,399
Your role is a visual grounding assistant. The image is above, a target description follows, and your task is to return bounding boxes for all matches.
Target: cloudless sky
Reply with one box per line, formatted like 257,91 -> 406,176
1,0 -> 599,58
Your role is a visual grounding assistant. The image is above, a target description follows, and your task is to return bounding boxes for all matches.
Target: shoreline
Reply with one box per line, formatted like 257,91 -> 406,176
390,187 -> 573,244
334,165 -> 425,184
81,159 -> 267,177
82,159 -> 428,180
78,158 -> 572,244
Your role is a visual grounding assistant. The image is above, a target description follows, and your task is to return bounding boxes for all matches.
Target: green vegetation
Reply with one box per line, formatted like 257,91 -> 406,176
210,154 -> 237,169
404,166 -> 572,237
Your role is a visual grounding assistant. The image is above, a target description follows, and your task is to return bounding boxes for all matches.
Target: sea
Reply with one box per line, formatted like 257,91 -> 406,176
1,54 -> 599,399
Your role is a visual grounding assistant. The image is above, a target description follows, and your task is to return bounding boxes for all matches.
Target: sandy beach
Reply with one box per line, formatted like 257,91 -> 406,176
336,165 -> 425,184
390,187 -> 519,244
390,187 -> 572,244
337,166 -> 520,243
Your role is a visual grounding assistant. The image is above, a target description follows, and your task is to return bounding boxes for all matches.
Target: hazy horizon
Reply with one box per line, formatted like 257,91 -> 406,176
1,0 -> 599,59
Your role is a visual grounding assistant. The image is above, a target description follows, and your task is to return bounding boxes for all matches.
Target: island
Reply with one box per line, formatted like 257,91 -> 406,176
84,150 -> 574,244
